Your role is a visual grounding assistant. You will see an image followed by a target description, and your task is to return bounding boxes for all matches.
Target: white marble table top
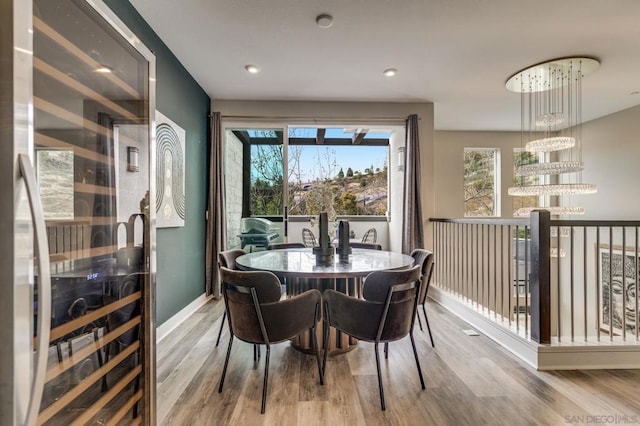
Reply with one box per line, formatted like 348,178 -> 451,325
235,247 -> 414,279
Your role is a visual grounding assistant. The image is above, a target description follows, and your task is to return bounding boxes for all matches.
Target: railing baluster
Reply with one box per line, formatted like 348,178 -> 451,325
524,226 -> 531,337
557,226 -> 561,342
609,227 -> 613,342
622,228 -> 627,341
596,226 -> 601,342
500,225 -> 504,320
492,225 -> 498,318
480,224 -> 484,312
583,226 -> 587,342
570,226 -> 575,342
515,225 -> 520,331
507,225 -> 514,327
473,222 -> 477,307
633,226 -> 640,341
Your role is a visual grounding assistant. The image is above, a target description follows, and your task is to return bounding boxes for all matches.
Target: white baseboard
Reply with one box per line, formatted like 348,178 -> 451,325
430,287 -> 640,370
156,293 -> 213,343
537,344 -> 640,370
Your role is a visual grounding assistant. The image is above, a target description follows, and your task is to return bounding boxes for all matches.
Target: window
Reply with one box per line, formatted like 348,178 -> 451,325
513,148 -> 542,217
249,130 -> 284,216
464,148 -> 499,217
36,149 -> 74,220
287,127 -> 389,217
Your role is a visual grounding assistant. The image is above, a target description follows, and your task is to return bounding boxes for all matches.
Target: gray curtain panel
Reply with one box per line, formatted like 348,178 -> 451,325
205,112 -> 226,297
402,114 -> 424,254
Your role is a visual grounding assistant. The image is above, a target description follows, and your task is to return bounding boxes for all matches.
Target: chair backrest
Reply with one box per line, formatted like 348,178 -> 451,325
410,249 -> 434,304
361,265 -> 422,341
218,249 -> 246,270
267,242 -> 305,250
219,267 -> 281,344
349,242 -> 382,250
302,228 -> 317,248
361,228 -> 377,243
219,266 -> 321,344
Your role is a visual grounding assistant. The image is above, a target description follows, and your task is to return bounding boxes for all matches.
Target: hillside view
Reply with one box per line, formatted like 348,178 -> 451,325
249,144 -> 388,217
288,165 -> 388,217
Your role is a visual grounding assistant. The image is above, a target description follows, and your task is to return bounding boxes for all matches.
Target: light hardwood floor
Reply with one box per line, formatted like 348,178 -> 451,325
157,299 -> 640,425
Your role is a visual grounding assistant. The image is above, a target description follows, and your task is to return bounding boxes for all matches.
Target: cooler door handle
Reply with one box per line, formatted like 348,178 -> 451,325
19,154 -> 51,426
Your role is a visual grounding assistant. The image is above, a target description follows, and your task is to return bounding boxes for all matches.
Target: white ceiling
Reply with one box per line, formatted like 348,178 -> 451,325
129,0 -> 640,131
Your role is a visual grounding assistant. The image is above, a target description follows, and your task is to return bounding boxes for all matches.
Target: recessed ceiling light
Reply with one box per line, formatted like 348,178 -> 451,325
94,65 -> 113,73
245,64 -> 260,74
316,14 -> 333,28
383,68 -> 398,77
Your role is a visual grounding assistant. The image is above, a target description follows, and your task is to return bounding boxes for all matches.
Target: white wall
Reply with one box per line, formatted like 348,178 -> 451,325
224,130 -> 243,249
388,127 -> 406,253
574,105 -> 640,219
434,131 -> 522,219
434,105 -> 640,221
212,100 -> 435,251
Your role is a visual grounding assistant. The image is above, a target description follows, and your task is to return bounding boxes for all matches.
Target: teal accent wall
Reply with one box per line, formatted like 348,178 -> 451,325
105,1 -> 210,325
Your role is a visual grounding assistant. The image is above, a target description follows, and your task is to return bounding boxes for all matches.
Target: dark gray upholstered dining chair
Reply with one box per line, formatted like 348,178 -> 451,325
302,228 -> 317,248
267,242 -> 305,250
218,267 -> 324,414
322,265 -> 423,411
411,249 -> 435,347
215,249 -> 246,348
349,242 -> 382,250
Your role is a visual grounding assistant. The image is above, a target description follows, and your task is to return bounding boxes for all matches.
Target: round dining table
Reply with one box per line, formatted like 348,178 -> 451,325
236,247 -> 415,355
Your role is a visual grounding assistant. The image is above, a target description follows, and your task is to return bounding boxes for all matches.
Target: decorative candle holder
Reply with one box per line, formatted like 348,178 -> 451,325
313,246 -> 334,266
336,220 -> 351,263
313,212 -> 334,266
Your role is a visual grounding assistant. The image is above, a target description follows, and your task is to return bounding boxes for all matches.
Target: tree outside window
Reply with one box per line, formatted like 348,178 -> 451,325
247,127 -> 390,218
464,148 -> 499,217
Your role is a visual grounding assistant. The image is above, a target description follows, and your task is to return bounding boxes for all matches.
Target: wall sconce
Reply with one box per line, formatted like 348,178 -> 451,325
397,146 -> 405,171
127,146 -> 139,172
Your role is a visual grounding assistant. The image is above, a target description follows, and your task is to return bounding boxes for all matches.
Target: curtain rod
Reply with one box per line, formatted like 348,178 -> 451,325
215,114 -> 415,123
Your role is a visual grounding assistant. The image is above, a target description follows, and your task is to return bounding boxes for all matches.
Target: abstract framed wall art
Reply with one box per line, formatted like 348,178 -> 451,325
598,244 -> 639,336
156,111 -> 186,228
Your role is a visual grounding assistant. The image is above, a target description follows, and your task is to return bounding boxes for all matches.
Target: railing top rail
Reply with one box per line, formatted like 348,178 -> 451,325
431,217 -> 640,227
430,217 -> 529,226
550,220 -> 640,227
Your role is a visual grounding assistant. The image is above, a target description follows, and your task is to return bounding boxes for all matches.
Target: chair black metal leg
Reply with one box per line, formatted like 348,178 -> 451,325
374,342 -> 386,411
322,302 -> 330,376
215,311 -> 227,347
56,342 -> 63,363
410,332 -> 426,390
132,348 -> 141,419
311,325 -> 324,385
94,329 -> 107,392
218,335 -> 234,393
416,309 -> 424,331
422,304 -> 435,347
384,342 -> 389,359
261,345 -> 271,414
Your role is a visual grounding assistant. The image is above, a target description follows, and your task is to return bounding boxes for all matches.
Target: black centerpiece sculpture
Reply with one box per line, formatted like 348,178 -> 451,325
336,220 -> 351,263
312,212 -> 334,266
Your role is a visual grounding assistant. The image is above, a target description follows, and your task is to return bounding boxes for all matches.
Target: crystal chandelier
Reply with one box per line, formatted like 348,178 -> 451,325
506,57 -> 599,217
